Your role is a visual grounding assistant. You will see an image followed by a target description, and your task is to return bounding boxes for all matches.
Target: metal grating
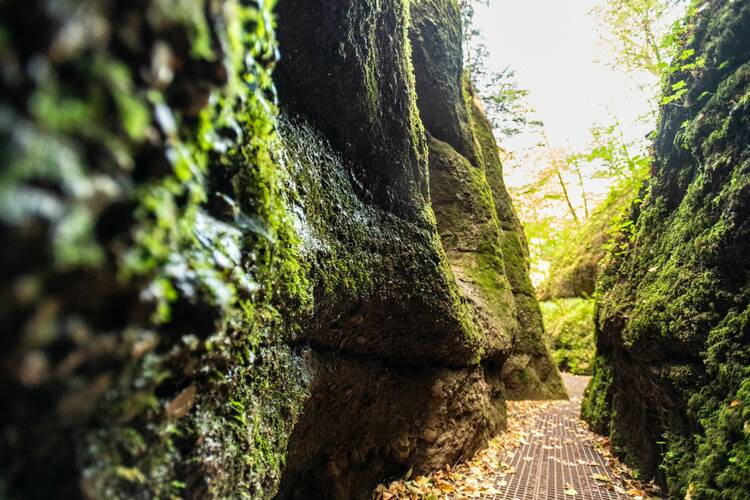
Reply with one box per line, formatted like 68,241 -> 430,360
490,375 -> 628,500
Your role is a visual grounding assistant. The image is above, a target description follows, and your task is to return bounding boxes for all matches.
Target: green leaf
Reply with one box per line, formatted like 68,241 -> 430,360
680,48 -> 695,60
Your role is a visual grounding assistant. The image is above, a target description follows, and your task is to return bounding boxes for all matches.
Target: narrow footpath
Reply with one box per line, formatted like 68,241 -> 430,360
375,374 -> 656,499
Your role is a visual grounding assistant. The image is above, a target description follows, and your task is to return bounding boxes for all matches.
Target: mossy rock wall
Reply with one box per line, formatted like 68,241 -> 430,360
466,87 -> 565,399
1,0 -> 561,498
0,0 -> 310,497
582,1 -> 750,497
272,112 -> 506,499
409,0 -> 565,400
273,1 -> 511,495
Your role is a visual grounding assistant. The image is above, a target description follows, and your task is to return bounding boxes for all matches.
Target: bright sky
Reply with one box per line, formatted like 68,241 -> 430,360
473,0 -> 657,159
470,0 -> 665,285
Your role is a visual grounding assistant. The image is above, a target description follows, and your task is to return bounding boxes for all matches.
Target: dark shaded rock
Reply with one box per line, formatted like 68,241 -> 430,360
278,351 -> 504,500
272,0 -> 563,496
427,133 -> 515,359
275,0 -> 428,221
409,0 -> 477,163
582,1 -> 750,497
271,0 -> 507,490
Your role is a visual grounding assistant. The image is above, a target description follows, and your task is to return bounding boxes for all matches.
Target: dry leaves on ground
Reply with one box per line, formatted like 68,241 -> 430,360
373,398 -> 663,499
373,400 -> 549,499
582,430 -> 665,499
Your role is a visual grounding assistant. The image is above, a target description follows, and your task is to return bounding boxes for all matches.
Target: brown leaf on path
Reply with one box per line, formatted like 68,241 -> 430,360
436,481 -> 454,493
626,487 -> 646,496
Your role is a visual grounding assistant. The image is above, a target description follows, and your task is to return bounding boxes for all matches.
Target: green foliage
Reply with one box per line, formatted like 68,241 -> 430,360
470,62 -> 543,138
581,122 -> 651,184
541,299 -> 596,375
592,0 -> 687,77
459,1 -> 542,138
513,120 -> 649,296
660,3 -> 708,106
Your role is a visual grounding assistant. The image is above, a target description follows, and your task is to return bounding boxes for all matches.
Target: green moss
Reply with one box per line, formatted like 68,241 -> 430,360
427,134 -> 516,355
541,298 -> 595,375
581,354 -> 615,434
1,0 -> 312,497
582,1 -> 750,494
659,307 -> 750,499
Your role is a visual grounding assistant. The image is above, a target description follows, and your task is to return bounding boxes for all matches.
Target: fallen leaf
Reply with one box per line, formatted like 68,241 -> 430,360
165,384 -> 197,419
564,487 -> 578,496
413,476 -> 430,487
437,482 -> 455,493
626,488 -> 646,496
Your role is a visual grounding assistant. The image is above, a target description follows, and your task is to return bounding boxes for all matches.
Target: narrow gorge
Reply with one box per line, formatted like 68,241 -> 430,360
2,0 -> 748,499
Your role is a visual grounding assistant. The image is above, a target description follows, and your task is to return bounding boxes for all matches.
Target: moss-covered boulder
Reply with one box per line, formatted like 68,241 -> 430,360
274,0 -> 482,368
582,1 -> 750,497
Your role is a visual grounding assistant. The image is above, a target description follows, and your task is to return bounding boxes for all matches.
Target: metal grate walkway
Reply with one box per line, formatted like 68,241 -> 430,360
491,375 -> 628,500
